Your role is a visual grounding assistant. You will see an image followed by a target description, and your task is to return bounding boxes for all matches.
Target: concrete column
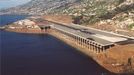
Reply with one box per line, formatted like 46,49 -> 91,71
92,43 -> 95,52
102,46 -> 105,52
85,39 -> 87,48
76,36 -> 78,44
83,38 -> 85,48
89,41 -> 92,51
76,36 -> 79,45
97,47 -> 100,53
96,44 -> 100,53
83,39 -> 85,48
78,37 -> 80,45
90,42 -> 92,51
94,43 -> 97,53
81,38 -> 82,47
98,45 -> 102,53
95,44 -> 99,53
100,46 -> 103,53
87,41 -> 90,50
80,38 -> 82,46
82,38 -> 84,48
85,40 -> 88,48
80,38 -> 83,46
75,36 -> 77,44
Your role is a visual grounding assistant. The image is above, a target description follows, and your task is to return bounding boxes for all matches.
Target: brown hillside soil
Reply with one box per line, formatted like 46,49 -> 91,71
91,23 -> 134,37
97,44 -> 134,74
90,24 -> 116,32
43,15 -> 73,24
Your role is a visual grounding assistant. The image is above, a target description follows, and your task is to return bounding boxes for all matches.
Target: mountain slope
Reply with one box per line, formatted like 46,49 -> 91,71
0,0 -> 134,36
0,0 -> 79,15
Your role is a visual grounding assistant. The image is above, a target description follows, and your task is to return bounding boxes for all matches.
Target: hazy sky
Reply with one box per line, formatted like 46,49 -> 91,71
0,0 -> 31,10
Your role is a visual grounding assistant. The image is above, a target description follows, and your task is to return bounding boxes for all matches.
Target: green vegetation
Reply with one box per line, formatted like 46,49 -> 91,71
48,0 -> 133,26
54,0 -> 126,25
128,23 -> 134,29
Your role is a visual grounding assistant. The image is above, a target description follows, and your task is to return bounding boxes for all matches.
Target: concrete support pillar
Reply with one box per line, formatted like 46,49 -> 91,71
81,38 -> 83,47
84,39 -> 87,48
78,37 -> 80,45
75,36 -> 77,44
91,44 -> 93,51
93,45 -> 95,53
82,38 -> 84,47
96,44 -> 100,53
94,45 -> 97,53
96,44 -> 98,53
100,47 -> 103,53
76,36 -> 79,45
90,42 -> 92,51
98,46 -> 101,53
92,43 -> 95,52
97,47 -> 100,53
80,38 -> 82,46
87,41 -> 90,50
102,46 -> 105,53
82,38 -> 84,48
90,41 -> 93,51
84,39 -> 86,48
79,37 -> 81,45
85,40 -> 88,48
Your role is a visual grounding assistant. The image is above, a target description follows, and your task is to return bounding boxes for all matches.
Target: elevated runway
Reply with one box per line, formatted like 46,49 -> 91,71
51,23 -> 130,46
38,19 -> 134,53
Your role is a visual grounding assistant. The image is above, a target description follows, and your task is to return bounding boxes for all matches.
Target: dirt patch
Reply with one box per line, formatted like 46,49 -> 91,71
90,24 -> 116,32
97,44 -> 134,74
43,15 -> 73,24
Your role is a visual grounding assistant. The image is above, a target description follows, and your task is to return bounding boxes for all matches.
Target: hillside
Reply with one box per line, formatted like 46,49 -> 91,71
52,0 -> 134,36
0,0 -> 134,36
0,0 -> 79,15
54,0 -> 134,37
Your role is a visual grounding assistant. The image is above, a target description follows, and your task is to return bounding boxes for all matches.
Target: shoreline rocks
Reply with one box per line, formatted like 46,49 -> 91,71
0,26 -> 7,30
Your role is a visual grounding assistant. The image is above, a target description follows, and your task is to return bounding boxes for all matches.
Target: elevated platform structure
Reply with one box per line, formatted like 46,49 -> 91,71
41,20 -> 134,53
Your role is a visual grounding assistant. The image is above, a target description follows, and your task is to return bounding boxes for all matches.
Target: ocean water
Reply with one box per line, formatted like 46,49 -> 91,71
0,0 -> 31,10
0,15 -> 115,75
0,14 -> 29,25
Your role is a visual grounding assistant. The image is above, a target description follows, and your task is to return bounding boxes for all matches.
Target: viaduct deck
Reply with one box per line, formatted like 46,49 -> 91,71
52,23 -> 129,46
39,20 -> 134,53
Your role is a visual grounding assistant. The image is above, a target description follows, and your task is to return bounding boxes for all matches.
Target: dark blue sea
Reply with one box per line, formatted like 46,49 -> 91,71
0,15 -> 117,75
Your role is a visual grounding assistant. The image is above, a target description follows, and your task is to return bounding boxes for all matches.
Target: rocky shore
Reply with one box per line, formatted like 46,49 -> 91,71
0,18 -> 44,34
0,26 -> 6,30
